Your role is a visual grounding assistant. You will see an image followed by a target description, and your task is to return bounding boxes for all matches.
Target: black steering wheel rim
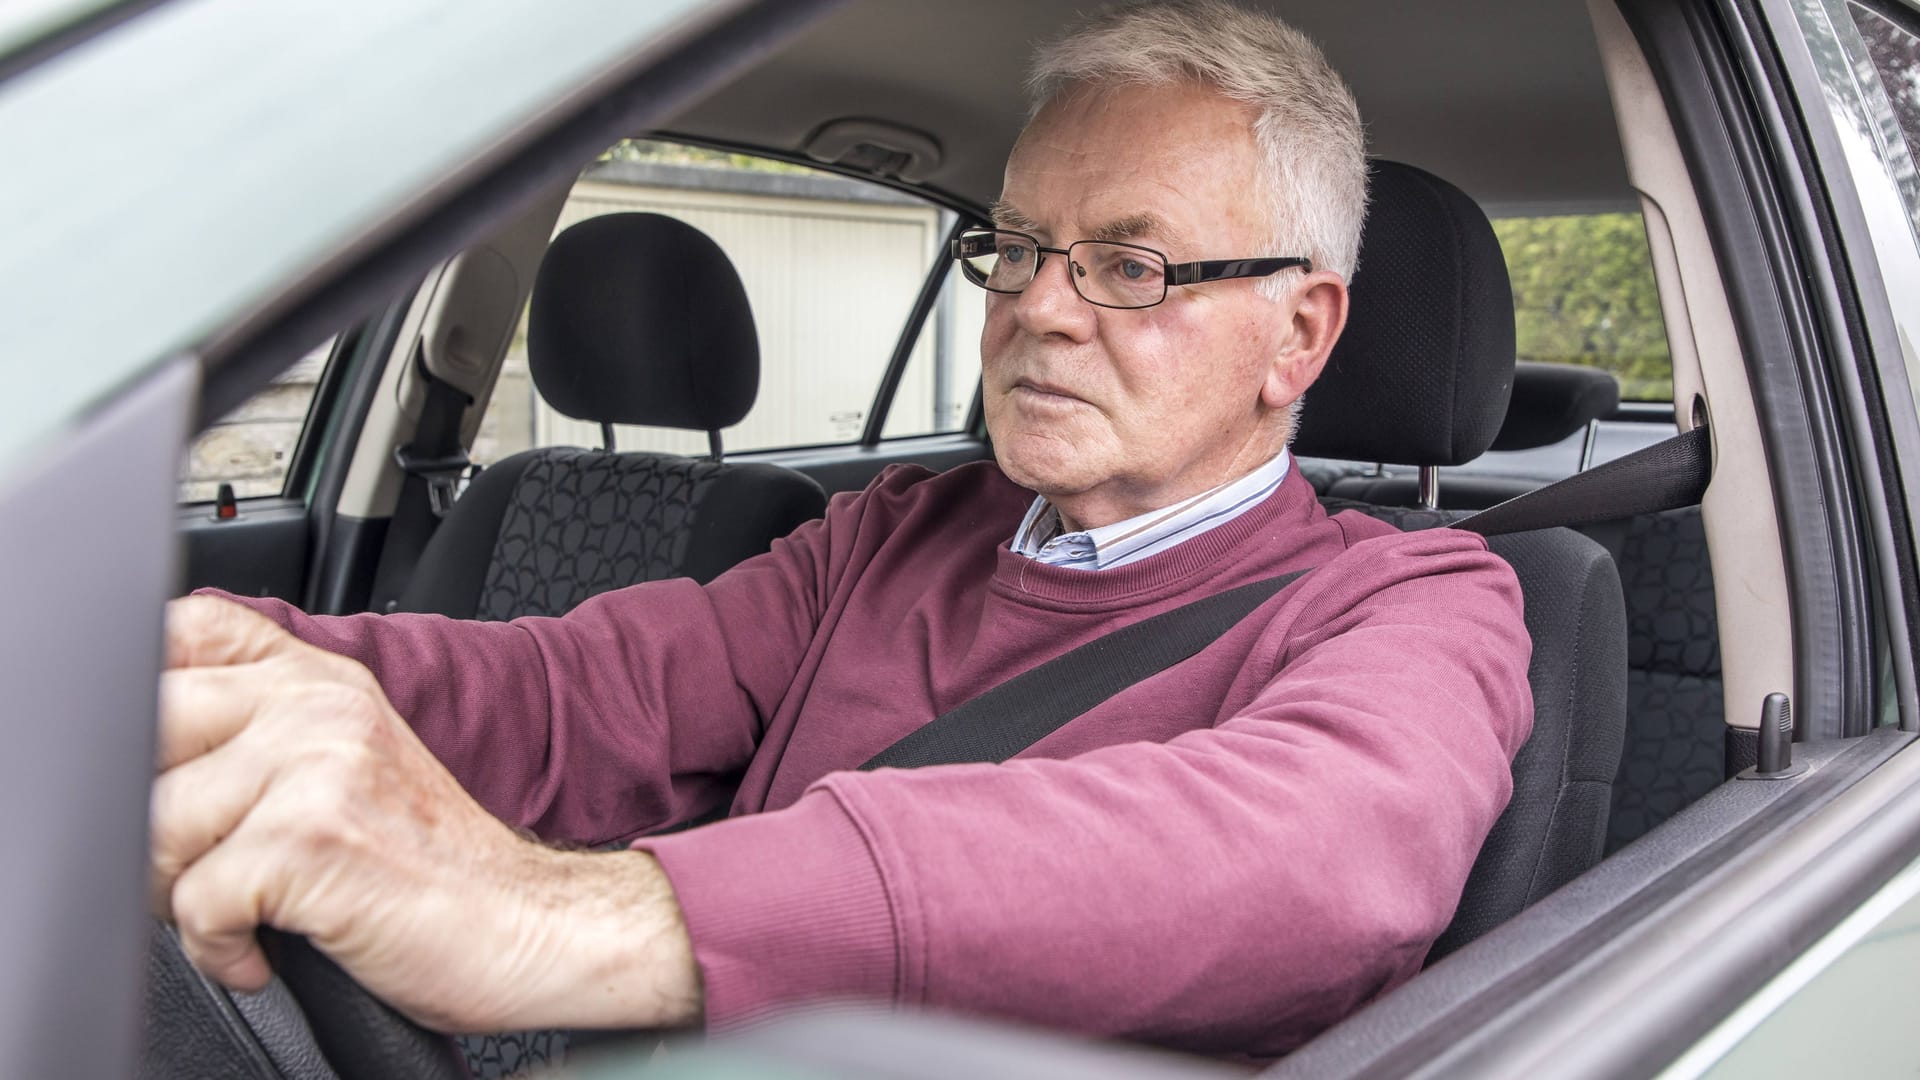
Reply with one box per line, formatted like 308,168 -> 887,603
255,928 -> 470,1080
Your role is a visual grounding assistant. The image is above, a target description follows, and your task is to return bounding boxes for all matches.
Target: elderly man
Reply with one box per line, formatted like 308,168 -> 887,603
154,0 -> 1531,1059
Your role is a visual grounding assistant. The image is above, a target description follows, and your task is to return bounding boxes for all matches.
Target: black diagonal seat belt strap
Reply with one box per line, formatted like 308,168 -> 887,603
1453,424 -> 1711,536
860,569 -> 1309,770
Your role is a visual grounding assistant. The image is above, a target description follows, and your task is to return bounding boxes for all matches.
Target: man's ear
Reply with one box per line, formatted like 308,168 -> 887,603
1260,271 -> 1348,410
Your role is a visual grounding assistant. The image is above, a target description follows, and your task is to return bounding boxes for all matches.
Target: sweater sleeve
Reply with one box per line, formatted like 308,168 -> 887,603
199,500 -> 851,844
637,532 -> 1533,1055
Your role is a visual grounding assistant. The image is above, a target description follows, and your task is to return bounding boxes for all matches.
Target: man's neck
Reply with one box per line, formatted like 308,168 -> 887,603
1053,446 -> 1292,534
1050,449 -> 1293,537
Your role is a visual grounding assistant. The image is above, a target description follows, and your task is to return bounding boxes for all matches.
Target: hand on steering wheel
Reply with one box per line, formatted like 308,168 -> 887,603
149,596 -> 699,1065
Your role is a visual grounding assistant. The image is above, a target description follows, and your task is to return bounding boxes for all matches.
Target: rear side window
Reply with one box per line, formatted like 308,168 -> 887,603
178,339 -> 330,501
474,140 -> 961,467
1491,212 -> 1672,402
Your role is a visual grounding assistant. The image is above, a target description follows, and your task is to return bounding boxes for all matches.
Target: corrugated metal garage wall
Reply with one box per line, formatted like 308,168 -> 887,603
480,163 -> 974,465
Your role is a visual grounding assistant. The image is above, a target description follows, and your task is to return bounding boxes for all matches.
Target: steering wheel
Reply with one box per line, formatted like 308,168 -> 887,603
255,929 -> 469,1080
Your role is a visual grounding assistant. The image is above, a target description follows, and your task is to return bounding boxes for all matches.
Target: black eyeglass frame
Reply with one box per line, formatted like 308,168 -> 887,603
951,227 -> 1313,309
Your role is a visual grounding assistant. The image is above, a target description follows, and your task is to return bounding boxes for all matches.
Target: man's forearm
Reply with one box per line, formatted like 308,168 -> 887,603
191,586 -> 758,844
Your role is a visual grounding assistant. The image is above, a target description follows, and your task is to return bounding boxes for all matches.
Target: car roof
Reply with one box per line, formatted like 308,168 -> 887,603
669,0 -> 1631,218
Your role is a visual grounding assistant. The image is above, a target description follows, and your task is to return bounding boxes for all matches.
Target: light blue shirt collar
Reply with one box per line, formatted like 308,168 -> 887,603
1011,450 -> 1293,571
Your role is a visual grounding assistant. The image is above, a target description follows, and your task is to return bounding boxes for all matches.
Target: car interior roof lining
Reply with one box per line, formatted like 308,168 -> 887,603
665,0 -> 1637,217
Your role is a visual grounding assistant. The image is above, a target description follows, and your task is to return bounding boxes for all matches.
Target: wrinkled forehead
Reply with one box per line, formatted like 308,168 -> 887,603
998,80 -> 1269,252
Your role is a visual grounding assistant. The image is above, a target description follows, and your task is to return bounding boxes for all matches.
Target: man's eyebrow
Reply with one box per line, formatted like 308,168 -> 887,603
1090,213 -> 1185,250
989,200 -> 1039,232
987,204 -> 1189,251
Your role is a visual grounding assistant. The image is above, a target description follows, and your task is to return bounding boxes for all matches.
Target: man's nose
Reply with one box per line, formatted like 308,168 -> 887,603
1011,251 -> 1095,341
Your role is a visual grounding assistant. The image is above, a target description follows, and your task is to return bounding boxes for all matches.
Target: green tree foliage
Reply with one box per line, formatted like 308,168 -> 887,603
1849,2 -> 1920,177
1491,213 -> 1672,401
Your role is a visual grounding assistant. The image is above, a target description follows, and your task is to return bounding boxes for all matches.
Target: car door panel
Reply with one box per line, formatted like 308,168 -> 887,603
0,357 -> 196,1080
177,501 -> 310,601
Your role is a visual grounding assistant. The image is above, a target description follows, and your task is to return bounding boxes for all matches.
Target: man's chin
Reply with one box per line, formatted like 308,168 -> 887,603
984,416 -> 1111,490
992,453 -> 1095,502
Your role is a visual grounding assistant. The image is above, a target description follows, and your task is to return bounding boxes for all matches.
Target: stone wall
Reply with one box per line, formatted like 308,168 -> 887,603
179,349 -> 326,502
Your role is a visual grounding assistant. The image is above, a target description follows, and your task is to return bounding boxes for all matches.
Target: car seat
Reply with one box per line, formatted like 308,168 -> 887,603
1306,346 -> 1722,856
1295,160 -> 1630,959
393,212 -> 828,620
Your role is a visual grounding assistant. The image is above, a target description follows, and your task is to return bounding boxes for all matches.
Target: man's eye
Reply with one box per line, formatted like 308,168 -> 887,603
1120,259 -> 1147,280
1001,245 -> 1029,265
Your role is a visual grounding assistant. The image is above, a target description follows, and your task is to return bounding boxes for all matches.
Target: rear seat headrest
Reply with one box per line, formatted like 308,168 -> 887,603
1292,160 -> 1516,467
527,212 -> 759,432
1492,362 -> 1621,451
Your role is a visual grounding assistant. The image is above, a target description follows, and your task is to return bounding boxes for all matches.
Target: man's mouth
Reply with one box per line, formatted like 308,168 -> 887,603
1012,378 -> 1084,404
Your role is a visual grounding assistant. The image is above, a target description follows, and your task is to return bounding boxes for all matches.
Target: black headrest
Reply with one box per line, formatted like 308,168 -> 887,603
527,212 -> 759,431
1292,160 -> 1516,466
1492,362 -> 1621,451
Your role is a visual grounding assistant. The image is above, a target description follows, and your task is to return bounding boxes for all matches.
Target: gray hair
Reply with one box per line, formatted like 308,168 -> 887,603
1027,0 -> 1369,285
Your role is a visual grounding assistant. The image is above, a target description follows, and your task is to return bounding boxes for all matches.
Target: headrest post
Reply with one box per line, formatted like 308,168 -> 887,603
707,430 -> 724,463
1417,466 -> 1440,510
1579,420 -> 1601,472
600,422 -> 617,453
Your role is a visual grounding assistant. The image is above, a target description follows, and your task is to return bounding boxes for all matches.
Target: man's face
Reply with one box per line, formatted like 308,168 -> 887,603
983,80 -> 1332,530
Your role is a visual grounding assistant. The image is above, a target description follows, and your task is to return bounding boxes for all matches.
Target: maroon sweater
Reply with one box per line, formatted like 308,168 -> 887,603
225,461 -> 1531,1056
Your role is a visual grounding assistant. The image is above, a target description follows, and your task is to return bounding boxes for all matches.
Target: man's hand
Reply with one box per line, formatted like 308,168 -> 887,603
151,595 -> 702,1033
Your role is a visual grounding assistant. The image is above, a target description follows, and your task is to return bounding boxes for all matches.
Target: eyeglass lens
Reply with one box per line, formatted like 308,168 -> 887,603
958,232 -> 1168,309
1072,242 -> 1165,308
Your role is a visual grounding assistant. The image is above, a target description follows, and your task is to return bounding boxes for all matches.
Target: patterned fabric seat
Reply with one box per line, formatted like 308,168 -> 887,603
1605,507 -> 1722,851
1306,479 -> 1724,855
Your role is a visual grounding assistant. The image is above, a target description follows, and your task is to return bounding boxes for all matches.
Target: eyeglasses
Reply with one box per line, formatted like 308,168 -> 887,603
952,227 -> 1311,310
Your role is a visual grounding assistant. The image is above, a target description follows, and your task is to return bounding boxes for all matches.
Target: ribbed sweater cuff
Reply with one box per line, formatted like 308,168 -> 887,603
634,789 -> 898,1030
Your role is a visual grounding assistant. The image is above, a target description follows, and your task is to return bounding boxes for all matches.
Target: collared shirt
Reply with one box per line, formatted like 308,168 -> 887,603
1010,450 -> 1293,570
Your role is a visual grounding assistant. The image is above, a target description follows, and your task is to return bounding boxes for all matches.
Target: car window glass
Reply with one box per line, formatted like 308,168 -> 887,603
882,264 -> 985,439
1848,1 -> 1920,223
1491,212 -> 1672,402
475,139 -> 952,466
178,338 -> 331,502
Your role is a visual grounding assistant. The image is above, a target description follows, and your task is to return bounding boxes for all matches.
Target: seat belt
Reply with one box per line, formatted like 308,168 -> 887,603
1452,424 -> 1711,537
862,570 -> 1309,769
860,424 -> 1712,772
368,345 -> 474,613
